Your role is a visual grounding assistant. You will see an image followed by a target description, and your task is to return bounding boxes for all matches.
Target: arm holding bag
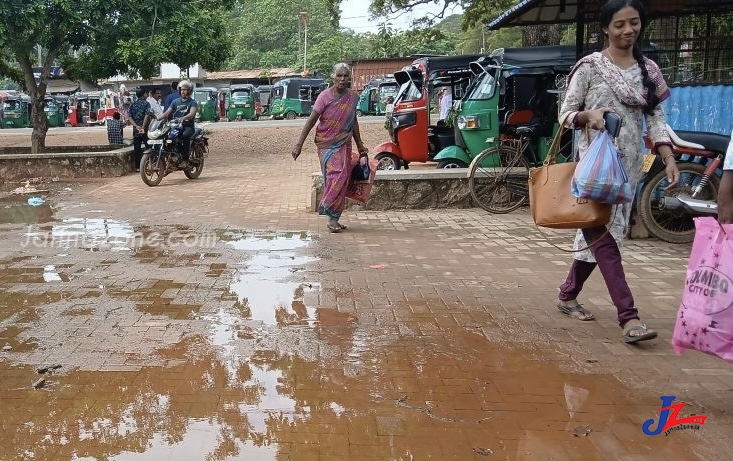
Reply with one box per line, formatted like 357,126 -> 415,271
528,116 -> 612,229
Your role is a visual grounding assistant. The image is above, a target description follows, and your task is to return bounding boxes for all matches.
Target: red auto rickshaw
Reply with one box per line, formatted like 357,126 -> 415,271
65,90 -> 120,126
373,54 -> 482,170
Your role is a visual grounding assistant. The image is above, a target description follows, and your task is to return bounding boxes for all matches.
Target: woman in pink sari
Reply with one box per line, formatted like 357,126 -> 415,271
292,63 -> 368,233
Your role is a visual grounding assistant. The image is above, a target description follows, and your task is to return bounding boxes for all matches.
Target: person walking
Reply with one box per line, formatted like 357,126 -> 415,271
438,87 -> 453,121
291,62 -> 368,233
554,0 -> 680,343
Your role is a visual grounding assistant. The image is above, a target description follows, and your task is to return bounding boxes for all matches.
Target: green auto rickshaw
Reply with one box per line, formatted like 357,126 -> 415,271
227,84 -> 258,121
357,79 -> 398,116
193,86 -> 219,122
269,78 -> 326,120
44,96 -> 64,127
2,94 -> 32,128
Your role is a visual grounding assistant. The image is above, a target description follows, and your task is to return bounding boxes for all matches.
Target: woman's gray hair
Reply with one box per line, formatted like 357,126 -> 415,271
331,62 -> 351,78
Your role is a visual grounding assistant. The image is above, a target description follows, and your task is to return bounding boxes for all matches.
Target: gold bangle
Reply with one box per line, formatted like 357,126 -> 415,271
662,153 -> 675,165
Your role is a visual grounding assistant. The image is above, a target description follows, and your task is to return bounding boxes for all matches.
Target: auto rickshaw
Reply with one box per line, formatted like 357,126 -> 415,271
257,85 -> 272,115
357,78 -> 398,117
269,78 -> 327,120
373,54 -> 483,170
66,91 -> 117,126
44,96 -> 64,127
433,45 -> 577,169
193,86 -> 219,122
2,94 -> 32,128
227,84 -> 259,121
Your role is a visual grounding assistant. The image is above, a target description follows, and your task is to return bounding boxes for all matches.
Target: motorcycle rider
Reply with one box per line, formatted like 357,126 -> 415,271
157,80 -> 198,168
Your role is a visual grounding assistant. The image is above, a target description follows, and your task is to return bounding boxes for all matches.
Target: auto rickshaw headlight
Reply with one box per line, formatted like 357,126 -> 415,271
457,116 -> 479,130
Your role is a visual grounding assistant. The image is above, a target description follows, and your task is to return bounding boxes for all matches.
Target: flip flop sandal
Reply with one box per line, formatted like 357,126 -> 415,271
622,323 -> 657,344
557,303 -> 595,321
338,223 -> 347,230
327,223 -> 341,233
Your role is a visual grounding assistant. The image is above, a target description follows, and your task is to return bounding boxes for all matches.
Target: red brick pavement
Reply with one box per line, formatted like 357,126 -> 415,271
0,122 -> 731,460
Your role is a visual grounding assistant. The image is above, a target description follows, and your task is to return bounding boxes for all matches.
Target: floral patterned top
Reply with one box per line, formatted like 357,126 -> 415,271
559,52 -> 671,260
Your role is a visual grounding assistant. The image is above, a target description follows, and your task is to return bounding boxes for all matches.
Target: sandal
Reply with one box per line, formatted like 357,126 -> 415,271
557,302 -> 595,321
326,223 -> 341,233
622,320 -> 657,344
338,223 -> 347,230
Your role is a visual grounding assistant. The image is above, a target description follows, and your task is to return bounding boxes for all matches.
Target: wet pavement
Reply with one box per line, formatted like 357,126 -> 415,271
1,125 -> 732,460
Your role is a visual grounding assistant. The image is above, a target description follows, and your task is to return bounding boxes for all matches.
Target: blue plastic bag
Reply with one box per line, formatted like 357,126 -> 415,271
571,130 -> 634,204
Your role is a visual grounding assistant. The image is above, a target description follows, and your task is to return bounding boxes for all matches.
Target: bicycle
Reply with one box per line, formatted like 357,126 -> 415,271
468,124 -> 573,214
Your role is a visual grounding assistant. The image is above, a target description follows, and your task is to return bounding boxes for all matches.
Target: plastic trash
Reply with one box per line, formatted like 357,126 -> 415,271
27,196 -> 45,207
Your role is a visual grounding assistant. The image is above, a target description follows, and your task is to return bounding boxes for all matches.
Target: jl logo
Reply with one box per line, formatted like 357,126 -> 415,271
642,396 -> 708,436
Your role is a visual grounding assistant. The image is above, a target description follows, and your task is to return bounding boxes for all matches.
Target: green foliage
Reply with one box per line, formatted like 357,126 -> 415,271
0,77 -> 20,90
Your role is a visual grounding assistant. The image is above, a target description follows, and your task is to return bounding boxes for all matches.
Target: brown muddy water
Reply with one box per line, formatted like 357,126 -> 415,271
0,220 -> 714,460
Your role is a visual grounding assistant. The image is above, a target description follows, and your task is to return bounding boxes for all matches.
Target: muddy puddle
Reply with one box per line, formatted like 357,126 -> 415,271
0,194 -> 53,224
0,227 -> 715,460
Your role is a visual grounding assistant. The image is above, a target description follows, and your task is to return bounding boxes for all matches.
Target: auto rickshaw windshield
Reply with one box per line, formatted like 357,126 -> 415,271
464,70 -> 498,101
394,80 -> 421,104
231,89 -> 251,98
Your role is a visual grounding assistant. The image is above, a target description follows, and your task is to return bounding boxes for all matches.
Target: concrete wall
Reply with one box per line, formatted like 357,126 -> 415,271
0,146 -> 134,180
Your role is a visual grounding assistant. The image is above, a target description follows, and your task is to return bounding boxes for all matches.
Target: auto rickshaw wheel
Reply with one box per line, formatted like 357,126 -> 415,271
468,146 -> 529,214
285,111 -> 297,120
437,159 -> 468,169
375,152 -> 402,170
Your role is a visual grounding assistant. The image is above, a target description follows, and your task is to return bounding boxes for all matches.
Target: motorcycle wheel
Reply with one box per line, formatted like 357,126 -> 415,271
140,153 -> 164,186
468,146 -> 529,214
375,152 -> 402,170
184,143 -> 206,179
638,162 -> 719,244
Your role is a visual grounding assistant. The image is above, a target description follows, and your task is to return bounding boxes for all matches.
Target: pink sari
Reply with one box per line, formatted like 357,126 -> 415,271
313,89 -> 358,219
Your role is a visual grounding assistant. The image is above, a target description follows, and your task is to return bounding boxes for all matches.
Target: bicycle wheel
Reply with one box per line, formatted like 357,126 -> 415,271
469,145 -> 530,214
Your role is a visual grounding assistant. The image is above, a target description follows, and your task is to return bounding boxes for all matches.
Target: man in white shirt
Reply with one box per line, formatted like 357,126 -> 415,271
718,129 -> 733,223
438,87 -> 453,121
147,88 -> 164,118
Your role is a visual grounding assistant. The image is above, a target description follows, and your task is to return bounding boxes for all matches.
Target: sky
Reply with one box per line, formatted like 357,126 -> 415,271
339,0 -> 462,33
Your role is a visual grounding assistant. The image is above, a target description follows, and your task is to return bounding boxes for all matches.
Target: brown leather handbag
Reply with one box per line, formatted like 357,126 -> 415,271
528,116 -> 612,230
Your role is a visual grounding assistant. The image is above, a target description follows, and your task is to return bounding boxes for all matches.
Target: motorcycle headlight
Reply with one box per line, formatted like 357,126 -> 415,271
148,129 -> 163,139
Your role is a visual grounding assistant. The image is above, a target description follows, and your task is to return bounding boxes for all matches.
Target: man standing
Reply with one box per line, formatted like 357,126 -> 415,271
163,81 -> 179,113
128,88 -> 151,171
147,88 -> 164,118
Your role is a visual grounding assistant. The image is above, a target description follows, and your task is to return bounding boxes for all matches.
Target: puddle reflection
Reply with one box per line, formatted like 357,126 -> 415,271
223,232 -> 319,327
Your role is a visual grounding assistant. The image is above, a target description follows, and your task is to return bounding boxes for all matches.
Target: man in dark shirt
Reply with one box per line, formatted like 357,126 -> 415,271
128,88 -> 151,170
158,80 -> 198,167
106,112 -> 124,145
163,81 -> 180,113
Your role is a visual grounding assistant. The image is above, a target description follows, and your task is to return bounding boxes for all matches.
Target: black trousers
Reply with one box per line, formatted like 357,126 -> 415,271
133,133 -> 147,169
180,126 -> 194,160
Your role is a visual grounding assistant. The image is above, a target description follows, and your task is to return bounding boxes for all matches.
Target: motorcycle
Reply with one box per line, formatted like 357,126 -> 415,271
140,119 -> 208,186
637,124 -> 729,243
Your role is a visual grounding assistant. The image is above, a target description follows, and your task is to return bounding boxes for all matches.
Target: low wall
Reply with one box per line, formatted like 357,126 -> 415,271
0,145 -> 134,180
311,169 -> 475,211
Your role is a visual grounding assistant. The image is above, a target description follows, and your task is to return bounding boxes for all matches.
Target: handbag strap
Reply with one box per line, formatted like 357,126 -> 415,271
533,207 -> 618,253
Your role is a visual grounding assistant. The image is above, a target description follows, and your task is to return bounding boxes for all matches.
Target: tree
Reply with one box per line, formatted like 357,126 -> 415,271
0,0 -> 233,154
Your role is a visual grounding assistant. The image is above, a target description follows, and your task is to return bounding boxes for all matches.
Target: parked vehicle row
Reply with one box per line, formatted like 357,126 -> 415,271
1,93 -> 68,129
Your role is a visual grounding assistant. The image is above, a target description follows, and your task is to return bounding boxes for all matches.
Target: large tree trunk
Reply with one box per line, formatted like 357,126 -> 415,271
522,25 -> 562,47
30,88 -> 49,154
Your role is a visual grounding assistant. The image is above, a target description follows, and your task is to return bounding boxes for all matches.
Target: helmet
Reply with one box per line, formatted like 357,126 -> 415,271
178,80 -> 193,91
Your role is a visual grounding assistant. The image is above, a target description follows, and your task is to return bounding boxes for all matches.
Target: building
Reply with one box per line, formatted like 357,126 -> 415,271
350,57 -> 414,91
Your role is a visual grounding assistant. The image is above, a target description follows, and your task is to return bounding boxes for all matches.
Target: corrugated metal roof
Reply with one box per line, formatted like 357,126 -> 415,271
204,68 -> 297,79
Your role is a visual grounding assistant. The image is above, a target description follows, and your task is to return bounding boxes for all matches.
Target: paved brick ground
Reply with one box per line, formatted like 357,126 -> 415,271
0,122 -> 731,460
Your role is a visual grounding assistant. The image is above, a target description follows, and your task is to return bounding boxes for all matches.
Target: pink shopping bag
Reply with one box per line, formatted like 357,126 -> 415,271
346,156 -> 378,204
672,217 -> 733,363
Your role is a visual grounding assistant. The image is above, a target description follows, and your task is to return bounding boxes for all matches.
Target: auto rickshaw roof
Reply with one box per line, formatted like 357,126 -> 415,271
195,87 -> 218,92
469,45 -> 576,75
230,84 -> 256,91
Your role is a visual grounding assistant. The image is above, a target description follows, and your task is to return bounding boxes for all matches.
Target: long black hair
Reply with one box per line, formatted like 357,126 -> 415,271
600,0 -> 658,114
